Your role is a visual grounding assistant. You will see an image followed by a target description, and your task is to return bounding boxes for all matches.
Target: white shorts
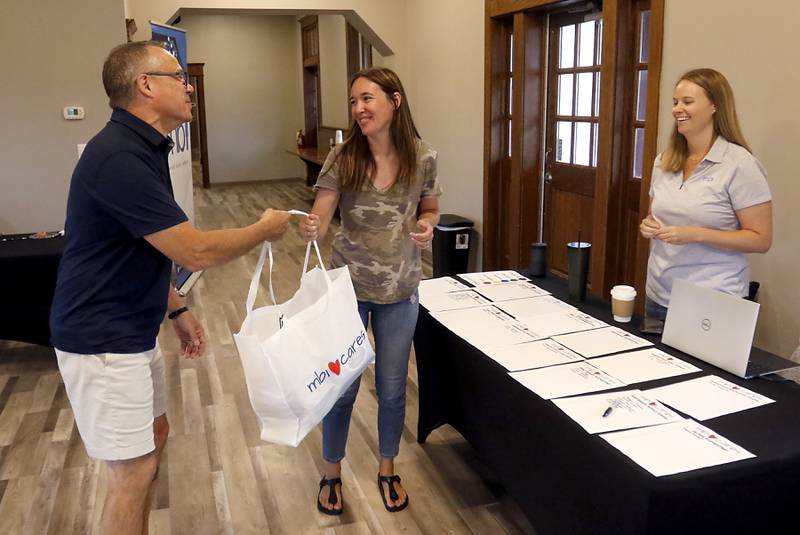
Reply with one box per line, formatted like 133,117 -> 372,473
55,346 -> 167,461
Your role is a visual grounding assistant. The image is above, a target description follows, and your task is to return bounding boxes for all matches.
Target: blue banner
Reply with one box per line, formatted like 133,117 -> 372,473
149,21 -> 188,71
149,20 -> 193,221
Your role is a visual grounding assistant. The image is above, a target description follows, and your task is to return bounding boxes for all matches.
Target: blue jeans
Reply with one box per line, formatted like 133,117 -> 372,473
645,296 -> 668,321
322,290 -> 419,463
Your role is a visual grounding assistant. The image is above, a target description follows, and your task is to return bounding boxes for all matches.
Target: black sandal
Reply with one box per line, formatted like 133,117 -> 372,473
377,474 -> 409,512
317,476 -> 343,516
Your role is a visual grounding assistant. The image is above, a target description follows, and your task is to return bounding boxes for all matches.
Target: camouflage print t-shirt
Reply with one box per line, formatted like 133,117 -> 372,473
315,139 -> 442,304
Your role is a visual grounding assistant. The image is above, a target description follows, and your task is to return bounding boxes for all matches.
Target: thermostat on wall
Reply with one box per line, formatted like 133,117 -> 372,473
63,106 -> 85,120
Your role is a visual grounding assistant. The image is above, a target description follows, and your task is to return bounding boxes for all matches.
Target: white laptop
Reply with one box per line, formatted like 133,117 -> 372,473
662,279 -> 799,379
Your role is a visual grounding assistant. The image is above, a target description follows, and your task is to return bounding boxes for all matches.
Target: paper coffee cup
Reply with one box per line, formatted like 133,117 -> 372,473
610,285 -> 636,322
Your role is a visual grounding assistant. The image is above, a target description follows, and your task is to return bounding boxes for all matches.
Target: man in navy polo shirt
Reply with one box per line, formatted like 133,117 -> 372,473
50,41 -> 291,535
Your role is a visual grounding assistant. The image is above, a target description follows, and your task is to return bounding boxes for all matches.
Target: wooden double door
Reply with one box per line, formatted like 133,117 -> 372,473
483,0 -> 662,301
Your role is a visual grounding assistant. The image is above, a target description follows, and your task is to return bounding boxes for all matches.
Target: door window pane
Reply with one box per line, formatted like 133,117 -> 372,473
558,74 -> 574,116
636,69 -> 648,121
576,72 -> 593,117
556,121 -> 572,163
509,77 -> 513,115
594,72 -> 601,117
639,11 -> 651,63
596,19 -> 603,64
507,120 -> 512,158
633,127 -> 645,178
559,25 -> 575,68
592,123 -> 599,167
574,122 -> 591,166
509,33 -> 514,70
578,21 -> 595,67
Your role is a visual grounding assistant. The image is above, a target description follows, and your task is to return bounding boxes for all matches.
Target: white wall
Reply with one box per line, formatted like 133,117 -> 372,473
318,15 -> 349,129
404,0 -> 486,266
659,0 -> 800,355
0,0 -> 126,233
178,14 -> 305,182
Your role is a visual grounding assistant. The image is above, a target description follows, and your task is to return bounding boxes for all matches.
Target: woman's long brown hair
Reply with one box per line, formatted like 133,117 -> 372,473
325,67 -> 421,191
661,68 -> 750,172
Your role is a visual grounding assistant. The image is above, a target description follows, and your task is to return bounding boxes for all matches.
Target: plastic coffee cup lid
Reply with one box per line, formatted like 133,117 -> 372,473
611,285 -> 636,299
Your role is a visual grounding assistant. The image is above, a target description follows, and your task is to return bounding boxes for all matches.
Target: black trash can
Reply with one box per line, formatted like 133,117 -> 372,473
432,214 -> 474,277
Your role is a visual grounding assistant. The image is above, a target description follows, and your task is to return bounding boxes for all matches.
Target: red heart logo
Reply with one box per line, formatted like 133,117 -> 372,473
708,435 -> 717,440
328,360 -> 341,376
649,402 -> 657,406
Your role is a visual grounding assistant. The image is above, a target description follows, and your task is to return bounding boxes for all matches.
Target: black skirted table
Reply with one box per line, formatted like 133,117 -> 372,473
0,234 -> 63,346
413,273 -> 800,535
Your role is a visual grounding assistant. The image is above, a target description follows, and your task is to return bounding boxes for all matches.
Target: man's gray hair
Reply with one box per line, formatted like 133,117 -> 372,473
102,41 -> 164,109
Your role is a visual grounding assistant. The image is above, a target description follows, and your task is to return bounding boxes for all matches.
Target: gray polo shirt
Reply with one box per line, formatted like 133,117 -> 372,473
646,136 -> 771,307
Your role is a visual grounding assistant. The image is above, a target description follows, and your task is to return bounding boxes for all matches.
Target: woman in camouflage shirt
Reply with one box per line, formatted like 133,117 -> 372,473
300,67 -> 441,515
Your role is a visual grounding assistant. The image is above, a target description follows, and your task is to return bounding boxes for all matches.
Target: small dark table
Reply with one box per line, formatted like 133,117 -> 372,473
414,273 -> 800,535
0,234 -> 63,346
287,146 -> 331,187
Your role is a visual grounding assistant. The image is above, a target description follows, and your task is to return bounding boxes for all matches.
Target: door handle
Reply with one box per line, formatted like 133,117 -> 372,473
544,171 -> 553,184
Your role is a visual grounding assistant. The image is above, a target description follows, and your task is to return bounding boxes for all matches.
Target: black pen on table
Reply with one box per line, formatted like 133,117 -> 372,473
602,406 -> 613,418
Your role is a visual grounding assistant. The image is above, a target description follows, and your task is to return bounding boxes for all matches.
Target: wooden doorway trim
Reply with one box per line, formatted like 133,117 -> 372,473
188,62 -> 210,188
300,15 -> 321,148
633,0 -> 664,310
482,12 -> 546,270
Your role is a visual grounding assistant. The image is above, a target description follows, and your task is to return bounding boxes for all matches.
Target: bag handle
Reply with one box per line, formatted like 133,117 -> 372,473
245,241 -> 275,315
288,210 -> 332,286
244,209 -> 331,315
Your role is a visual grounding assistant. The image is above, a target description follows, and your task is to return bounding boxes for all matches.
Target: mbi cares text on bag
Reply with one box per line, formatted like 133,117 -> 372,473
307,330 -> 368,393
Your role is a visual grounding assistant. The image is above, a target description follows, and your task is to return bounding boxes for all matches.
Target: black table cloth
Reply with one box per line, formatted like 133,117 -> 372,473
0,234 -> 63,346
414,273 -> 800,535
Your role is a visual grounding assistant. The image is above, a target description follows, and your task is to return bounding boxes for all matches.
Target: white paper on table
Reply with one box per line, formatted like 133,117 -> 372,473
509,361 -> 625,399
431,306 -> 515,338
419,276 -> 470,300
458,270 -> 530,286
420,289 -> 492,312
522,311 -> 607,338
552,389 -> 683,434
462,320 -> 549,350
552,327 -> 653,358
646,375 -> 775,421
473,281 -> 550,302
601,419 -> 755,477
478,338 -> 585,371
591,348 -> 702,384
495,295 -> 577,319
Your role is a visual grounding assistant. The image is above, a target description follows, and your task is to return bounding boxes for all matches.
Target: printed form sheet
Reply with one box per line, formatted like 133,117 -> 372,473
646,375 -> 775,421
509,361 -> 625,400
553,327 -> 652,358
601,419 -> 755,477
590,348 -> 702,385
479,339 -> 585,371
473,281 -> 550,302
520,311 -> 607,338
419,290 -> 492,312
552,389 -> 683,434
458,270 -> 529,286
495,296 -> 576,320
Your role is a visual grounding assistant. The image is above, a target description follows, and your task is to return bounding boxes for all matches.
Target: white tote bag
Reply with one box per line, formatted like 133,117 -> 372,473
234,238 -> 375,447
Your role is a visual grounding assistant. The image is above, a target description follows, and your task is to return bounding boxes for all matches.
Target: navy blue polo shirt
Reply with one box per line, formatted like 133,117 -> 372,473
50,108 -> 188,354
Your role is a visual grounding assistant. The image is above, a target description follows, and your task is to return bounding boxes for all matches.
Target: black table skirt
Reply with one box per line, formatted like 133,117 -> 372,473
413,273 -> 800,535
0,234 -> 63,346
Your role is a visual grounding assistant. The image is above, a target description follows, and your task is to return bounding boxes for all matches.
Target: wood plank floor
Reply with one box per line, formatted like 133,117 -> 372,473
0,177 -> 537,534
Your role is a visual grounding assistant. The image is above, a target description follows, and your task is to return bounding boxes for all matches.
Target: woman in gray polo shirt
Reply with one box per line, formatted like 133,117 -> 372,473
640,68 -> 772,320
